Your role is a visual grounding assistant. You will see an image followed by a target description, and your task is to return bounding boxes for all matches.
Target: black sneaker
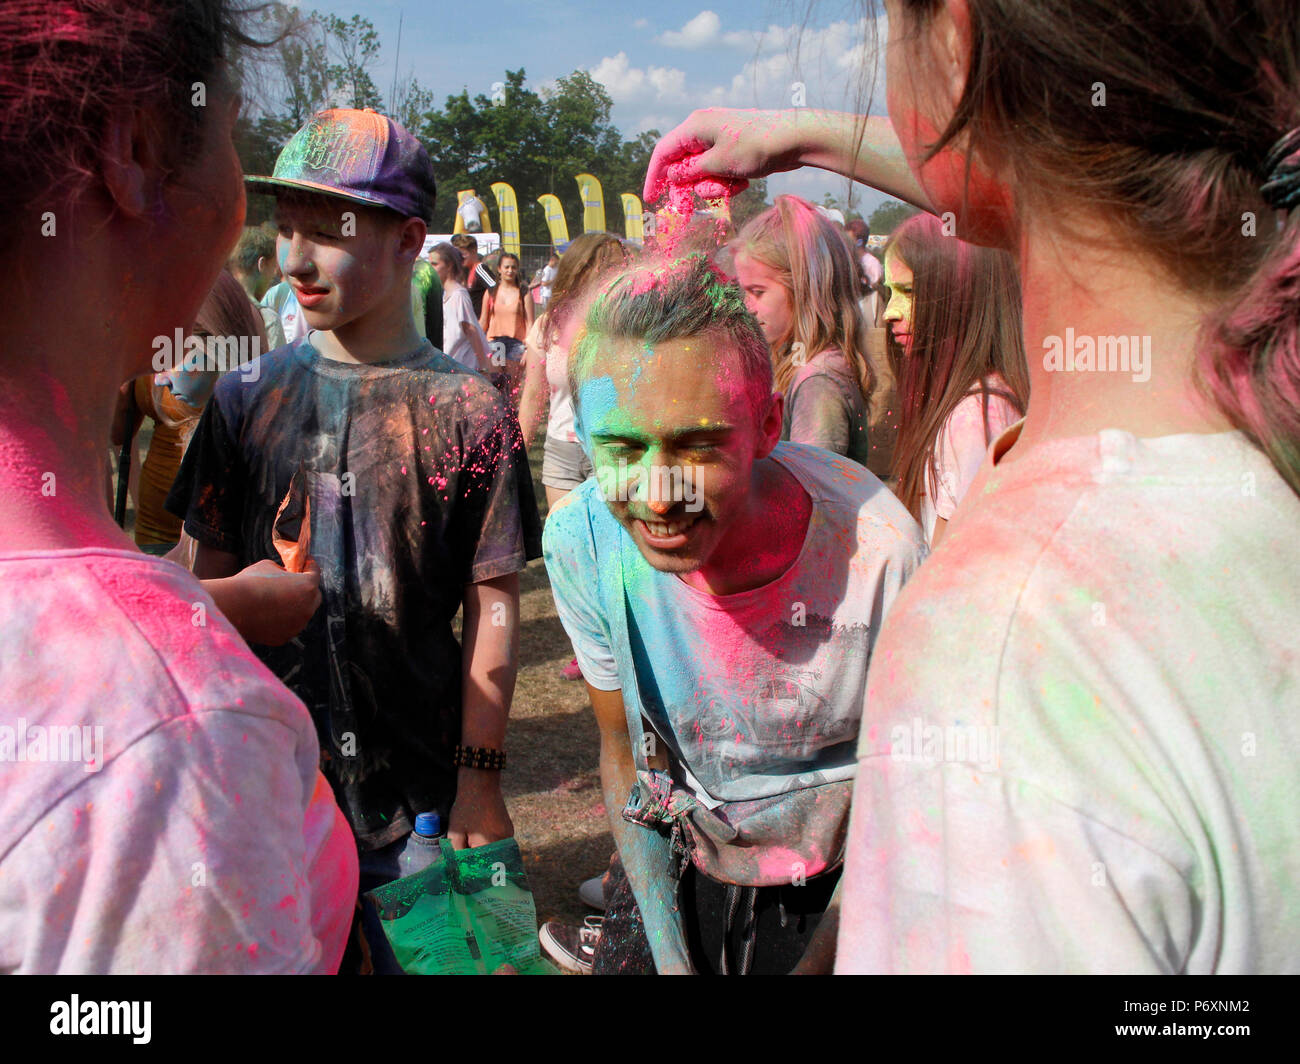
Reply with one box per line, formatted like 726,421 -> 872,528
538,916 -> 603,974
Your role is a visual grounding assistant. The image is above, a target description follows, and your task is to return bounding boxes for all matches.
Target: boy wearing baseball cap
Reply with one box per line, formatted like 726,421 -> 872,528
168,110 -> 541,901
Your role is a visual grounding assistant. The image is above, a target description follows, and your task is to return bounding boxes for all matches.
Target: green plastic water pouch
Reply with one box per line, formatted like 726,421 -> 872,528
366,837 -> 558,975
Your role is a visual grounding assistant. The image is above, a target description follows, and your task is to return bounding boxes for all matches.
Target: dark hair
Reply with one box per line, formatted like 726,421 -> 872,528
431,241 -> 465,284
569,253 -> 774,421
196,268 -> 267,346
497,252 -> 526,292
885,212 -> 1029,523
450,234 -> 478,253
0,0 -> 270,235
229,223 -> 276,274
897,0 -> 1300,493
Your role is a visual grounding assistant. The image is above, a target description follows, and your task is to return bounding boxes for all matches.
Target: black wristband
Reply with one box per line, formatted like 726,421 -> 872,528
455,744 -> 506,770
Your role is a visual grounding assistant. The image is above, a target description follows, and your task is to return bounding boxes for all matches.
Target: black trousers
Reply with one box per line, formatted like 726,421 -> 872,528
592,854 -> 840,975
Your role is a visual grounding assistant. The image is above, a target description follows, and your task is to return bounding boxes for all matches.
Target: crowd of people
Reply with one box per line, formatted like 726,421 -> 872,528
0,0 -> 1297,977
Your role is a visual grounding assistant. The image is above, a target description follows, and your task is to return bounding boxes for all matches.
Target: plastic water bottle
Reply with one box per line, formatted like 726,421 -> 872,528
398,811 -> 443,877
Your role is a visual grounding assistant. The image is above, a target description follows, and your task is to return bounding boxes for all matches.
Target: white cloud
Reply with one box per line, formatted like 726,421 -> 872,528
588,52 -> 690,106
719,19 -> 885,111
655,11 -> 722,50
767,166 -> 886,215
597,16 -> 885,122
632,18 -> 649,31
594,13 -> 892,210
635,113 -> 679,136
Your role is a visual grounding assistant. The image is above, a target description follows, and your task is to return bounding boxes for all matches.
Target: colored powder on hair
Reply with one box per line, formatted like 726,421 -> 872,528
651,174 -> 736,258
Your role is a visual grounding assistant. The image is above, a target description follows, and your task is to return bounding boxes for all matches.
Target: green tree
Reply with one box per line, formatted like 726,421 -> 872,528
867,200 -> 920,236
389,73 -> 434,137
324,14 -> 383,110
729,178 -> 771,231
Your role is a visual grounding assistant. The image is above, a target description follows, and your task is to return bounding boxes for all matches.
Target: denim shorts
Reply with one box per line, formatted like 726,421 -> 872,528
488,336 -> 526,363
541,436 -> 593,492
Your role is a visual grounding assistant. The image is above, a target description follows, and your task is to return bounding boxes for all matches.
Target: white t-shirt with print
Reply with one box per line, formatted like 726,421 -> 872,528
837,426 -> 1300,973
458,198 -> 486,232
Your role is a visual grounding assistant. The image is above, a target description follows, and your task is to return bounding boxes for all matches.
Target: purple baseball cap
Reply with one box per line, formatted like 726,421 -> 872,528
246,108 -> 437,223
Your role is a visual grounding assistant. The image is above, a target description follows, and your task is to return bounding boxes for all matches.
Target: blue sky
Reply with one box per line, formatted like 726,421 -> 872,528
289,1 -> 894,216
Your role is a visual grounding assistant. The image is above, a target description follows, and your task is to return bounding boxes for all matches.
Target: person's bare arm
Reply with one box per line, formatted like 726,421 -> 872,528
109,380 -> 145,448
644,109 -> 933,212
463,321 -> 493,375
517,336 -> 549,451
448,572 -> 519,848
587,683 -> 693,974
193,542 -> 241,580
193,543 -> 322,647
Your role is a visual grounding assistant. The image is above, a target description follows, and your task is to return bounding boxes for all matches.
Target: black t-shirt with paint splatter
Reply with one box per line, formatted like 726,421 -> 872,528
167,337 -> 542,849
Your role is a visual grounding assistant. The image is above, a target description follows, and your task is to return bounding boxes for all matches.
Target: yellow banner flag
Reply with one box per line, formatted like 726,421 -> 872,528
620,193 -> 644,244
490,183 -> 521,257
576,173 -> 606,234
537,194 -> 570,247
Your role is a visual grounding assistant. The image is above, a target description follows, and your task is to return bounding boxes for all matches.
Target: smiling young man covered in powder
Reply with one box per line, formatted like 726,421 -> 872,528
543,254 -> 926,974
168,110 -> 541,937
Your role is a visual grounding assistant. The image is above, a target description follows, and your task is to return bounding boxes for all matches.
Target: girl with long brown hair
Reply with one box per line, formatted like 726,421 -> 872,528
479,251 -> 535,403
883,212 -> 1028,544
732,196 -> 876,469
479,252 -> 535,351
647,0 -> 1300,973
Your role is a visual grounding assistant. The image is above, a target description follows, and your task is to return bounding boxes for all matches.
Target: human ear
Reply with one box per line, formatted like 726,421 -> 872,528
755,391 -> 784,458
936,0 -> 973,114
396,217 -> 428,264
99,109 -> 165,217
